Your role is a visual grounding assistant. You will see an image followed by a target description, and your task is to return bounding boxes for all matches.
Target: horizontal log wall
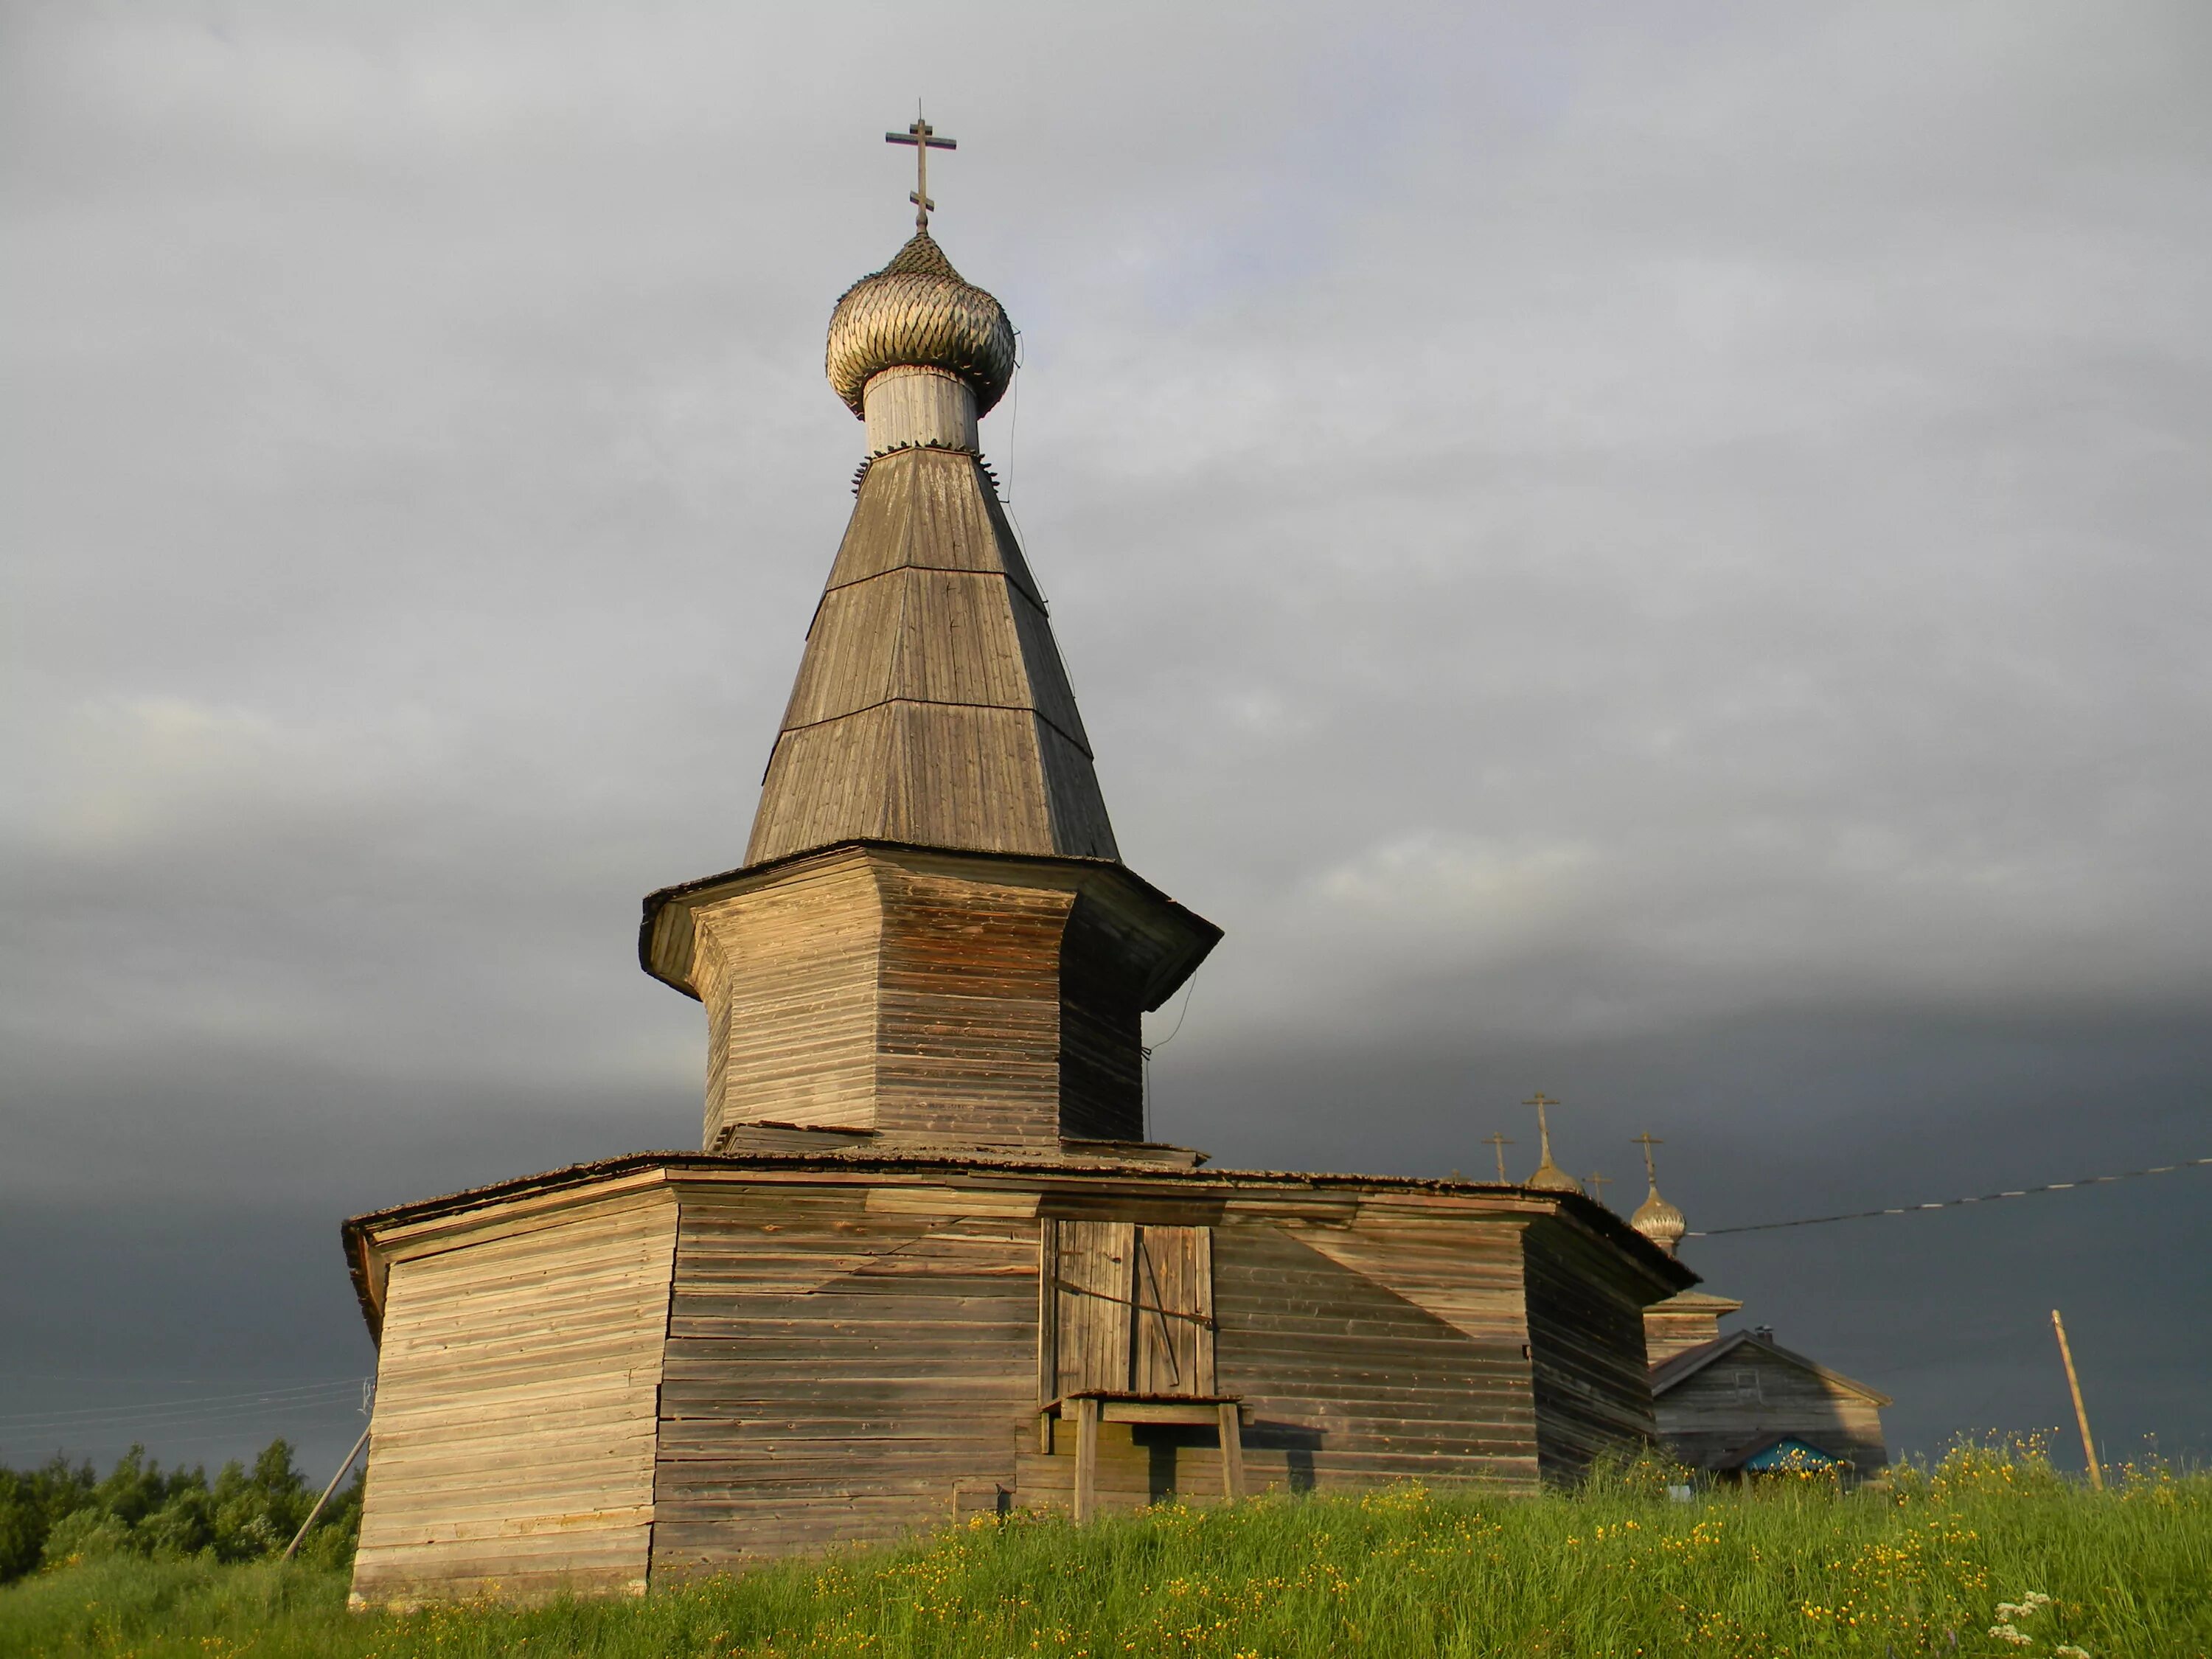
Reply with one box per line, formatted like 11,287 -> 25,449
350,1189 -> 678,1608
1018,1421 -> 1231,1512
1644,1304 -> 1733,1365
1056,898 -> 1146,1141
1656,1352 -> 1888,1472
1208,1213 -> 1540,1495
651,1183 -> 1039,1576
873,860 -> 1071,1147
1523,1219 -> 1659,1483
694,855 -> 883,1144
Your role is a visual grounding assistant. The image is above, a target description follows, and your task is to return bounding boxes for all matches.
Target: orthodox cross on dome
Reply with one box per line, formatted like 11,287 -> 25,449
1523,1091 -> 1581,1192
1586,1171 -> 1612,1206
1629,1131 -> 1687,1255
886,112 -> 957,232
1526,1091 -> 1560,1161
1484,1132 -> 1514,1183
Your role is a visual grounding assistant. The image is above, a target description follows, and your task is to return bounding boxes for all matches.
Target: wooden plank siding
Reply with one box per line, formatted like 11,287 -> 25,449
650,1183 -> 1038,1577
662,846 -> 1216,1155
1643,1290 -> 1744,1366
1653,1339 -> 1888,1474
692,854 -> 886,1144
873,860 -> 1073,1149
349,1189 -> 679,1609
1523,1218 -> 1660,1482
748,447 -> 1116,867
344,1163 -> 1691,1595
1209,1217 -> 1540,1494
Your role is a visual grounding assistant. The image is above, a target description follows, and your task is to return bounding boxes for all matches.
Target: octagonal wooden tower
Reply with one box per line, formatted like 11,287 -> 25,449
341,211 -> 1693,1610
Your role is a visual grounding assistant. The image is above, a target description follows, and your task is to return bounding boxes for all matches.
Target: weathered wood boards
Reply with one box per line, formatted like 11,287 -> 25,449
1642,1289 -> 1745,1365
652,1182 -> 1038,1575
349,1188 -> 678,1609
1524,1220 -> 1661,1482
748,445 -> 1114,866
641,844 -> 1220,1153
342,1159 -> 1690,1605
1650,1329 -> 1890,1475
1043,1220 -> 1214,1399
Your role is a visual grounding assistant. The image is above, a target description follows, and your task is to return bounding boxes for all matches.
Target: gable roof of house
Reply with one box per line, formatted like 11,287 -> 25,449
1649,1326 -> 1892,1407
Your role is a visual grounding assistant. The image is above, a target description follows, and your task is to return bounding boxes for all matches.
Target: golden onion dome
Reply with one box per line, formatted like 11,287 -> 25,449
825,231 -> 1017,419
1631,1186 -> 1688,1256
1525,1158 -> 1585,1195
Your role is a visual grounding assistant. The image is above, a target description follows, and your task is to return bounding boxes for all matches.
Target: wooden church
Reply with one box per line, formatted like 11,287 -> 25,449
340,128 -> 1696,1609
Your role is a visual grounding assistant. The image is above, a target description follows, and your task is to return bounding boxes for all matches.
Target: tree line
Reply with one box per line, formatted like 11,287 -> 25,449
0,1439 -> 361,1583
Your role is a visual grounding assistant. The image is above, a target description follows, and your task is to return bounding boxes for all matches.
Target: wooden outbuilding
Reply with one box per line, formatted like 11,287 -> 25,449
1628,1158 -> 1891,1481
1649,1326 -> 1891,1478
340,189 -> 1695,1609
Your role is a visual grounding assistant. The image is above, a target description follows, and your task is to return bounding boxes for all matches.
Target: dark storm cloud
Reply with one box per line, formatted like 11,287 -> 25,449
4,1 -> 2208,1470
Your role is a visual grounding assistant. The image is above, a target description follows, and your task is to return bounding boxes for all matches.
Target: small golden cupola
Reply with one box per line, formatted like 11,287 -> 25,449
1523,1091 -> 1585,1194
1630,1132 -> 1688,1257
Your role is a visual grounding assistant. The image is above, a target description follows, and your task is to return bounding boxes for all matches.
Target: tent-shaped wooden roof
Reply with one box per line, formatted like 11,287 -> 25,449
745,445 -> 1119,867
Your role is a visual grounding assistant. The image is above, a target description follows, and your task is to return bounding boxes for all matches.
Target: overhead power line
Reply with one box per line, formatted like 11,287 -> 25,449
1688,1155 -> 2212,1238
0,1380 -> 364,1437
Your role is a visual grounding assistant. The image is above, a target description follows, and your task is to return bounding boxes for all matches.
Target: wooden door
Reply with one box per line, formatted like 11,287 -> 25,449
1043,1220 -> 1214,1401
1131,1225 -> 1214,1395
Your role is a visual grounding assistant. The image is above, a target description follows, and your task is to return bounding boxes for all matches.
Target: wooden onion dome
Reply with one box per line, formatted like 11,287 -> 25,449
826,231 -> 1016,420
1630,1133 -> 1688,1256
1630,1187 -> 1687,1257
1525,1158 -> 1585,1195
1523,1093 -> 1584,1194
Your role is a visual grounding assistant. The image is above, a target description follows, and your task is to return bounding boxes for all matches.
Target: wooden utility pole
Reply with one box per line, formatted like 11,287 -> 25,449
2049,1309 -> 2103,1492
283,1421 -> 372,1561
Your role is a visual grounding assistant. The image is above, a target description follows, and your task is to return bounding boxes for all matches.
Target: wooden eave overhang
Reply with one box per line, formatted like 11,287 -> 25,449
341,1149 -> 1695,1343
637,837 -> 1222,1003
1649,1328 -> 1892,1407
1651,1290 -> 1745,1315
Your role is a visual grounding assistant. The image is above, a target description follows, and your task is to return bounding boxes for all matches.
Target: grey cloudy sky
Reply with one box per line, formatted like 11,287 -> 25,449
4,1 -> 2208,1476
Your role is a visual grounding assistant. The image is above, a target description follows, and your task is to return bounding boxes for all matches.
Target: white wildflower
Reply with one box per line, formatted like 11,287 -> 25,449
2053,1647 -> 2090,1658
1989,1625 -> 2032,1647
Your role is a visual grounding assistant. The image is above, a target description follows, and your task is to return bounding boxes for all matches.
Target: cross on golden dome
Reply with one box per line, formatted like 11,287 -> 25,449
1630,1131 -> 1688,1256
1523,1092 -> 1582,1194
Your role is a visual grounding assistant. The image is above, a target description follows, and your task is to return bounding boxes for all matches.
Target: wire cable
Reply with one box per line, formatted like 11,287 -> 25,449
0,1378 -> 361,1427
1688,1155 -> 2212,1238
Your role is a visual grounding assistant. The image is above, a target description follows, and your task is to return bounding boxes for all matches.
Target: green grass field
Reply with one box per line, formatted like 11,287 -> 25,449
2,1448 -> 2205,1659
